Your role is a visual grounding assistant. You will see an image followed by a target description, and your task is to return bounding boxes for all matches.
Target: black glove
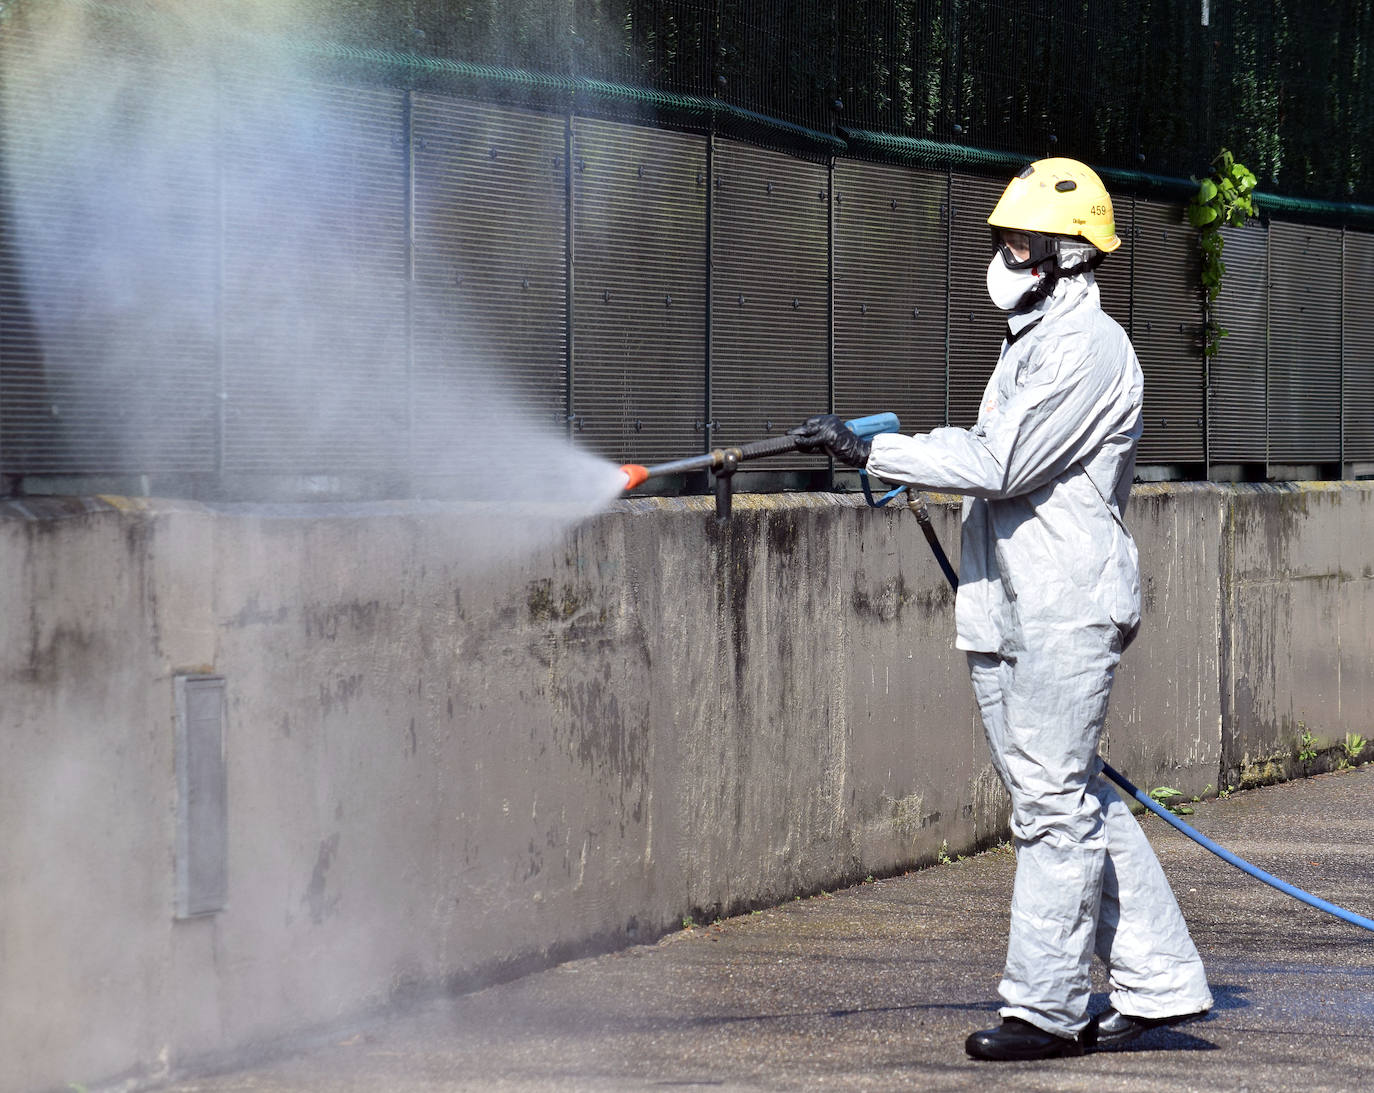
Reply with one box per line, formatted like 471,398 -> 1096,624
788,414 -> 871,468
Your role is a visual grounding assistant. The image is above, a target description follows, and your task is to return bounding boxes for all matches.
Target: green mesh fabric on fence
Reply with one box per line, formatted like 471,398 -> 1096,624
25,0 -> 1374,206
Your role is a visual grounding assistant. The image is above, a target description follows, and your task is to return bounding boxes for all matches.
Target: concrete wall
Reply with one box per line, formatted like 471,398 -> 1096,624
2,482 -> 1370,1091
1224,483 -> 1374,787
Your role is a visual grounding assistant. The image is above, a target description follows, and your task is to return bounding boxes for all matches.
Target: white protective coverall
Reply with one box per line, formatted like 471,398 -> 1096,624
866,269 -> 1213,1037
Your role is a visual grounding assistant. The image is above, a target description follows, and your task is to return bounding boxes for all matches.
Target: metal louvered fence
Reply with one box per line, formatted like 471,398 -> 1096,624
2,4 -> 1372,501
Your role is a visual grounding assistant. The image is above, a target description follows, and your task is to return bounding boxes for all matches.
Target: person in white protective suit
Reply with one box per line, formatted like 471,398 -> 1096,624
791,158 -> 1213,1061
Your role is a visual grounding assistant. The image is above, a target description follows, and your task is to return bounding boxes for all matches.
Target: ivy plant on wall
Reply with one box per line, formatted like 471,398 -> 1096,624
1186,148 -> 1258,358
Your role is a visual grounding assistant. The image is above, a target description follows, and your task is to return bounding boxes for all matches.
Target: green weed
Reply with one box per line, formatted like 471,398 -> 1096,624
1149,786 -> 1194,816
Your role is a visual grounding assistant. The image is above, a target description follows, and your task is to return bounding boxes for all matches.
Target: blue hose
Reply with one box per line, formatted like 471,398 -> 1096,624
1099,760 -> 1374,934
908,495 -> 1374,934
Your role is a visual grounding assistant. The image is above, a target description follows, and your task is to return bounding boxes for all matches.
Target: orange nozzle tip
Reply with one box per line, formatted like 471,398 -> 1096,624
620,464 -> 649,490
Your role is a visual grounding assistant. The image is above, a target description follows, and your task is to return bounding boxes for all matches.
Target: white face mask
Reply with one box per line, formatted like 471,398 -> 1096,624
986,253 -> 1042,311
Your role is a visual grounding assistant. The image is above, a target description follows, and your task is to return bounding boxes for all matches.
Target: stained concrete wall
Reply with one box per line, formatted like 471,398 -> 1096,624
1,482 -> 1370,1092
1224,483 -> 1374,787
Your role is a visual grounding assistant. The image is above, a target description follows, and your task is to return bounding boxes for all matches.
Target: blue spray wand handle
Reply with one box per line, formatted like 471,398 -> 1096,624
843,412 -> 900,440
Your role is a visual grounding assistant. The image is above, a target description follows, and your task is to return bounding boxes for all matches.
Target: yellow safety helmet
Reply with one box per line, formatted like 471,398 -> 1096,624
987,158 -> 1120,258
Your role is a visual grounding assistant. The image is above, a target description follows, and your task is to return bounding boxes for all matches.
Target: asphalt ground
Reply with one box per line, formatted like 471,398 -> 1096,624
158,766 -> 1374,1093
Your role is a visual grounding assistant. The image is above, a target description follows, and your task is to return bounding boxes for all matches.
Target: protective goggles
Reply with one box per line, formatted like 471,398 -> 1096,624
990,227 -> 1058,271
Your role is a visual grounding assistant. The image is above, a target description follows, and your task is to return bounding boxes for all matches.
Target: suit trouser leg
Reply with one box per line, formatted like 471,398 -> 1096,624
1093,780 -> 1213,1018
968,626 -> 1210,1037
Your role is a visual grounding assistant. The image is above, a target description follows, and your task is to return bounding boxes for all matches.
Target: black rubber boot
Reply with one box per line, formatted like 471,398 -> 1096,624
964,1017 -> 1084,1061
1081,1007 -> 1210,1051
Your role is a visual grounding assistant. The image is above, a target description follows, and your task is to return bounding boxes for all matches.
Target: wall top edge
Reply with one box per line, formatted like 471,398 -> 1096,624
7,482 -> 1374,524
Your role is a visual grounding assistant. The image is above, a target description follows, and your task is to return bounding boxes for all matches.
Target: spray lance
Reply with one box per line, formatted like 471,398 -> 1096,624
618,411 -> 961,586
619,412 -> 903,519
